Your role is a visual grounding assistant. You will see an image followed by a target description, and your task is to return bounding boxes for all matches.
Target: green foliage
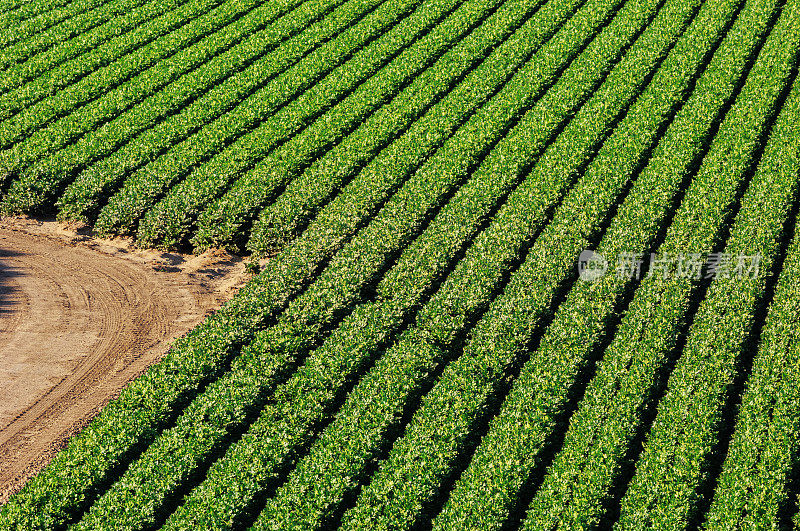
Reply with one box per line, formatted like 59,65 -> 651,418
100,0 -> 430,242
54,0 -> 366,223
0,0 -> 167,90
1,0 -> 799,524
522,0 -> 800,525
615,62 -> 800,531
201,0 -> 549,255
242,0 -> 688,524
693,82 -> 800,531
0,0 -> 304,213
432,0 -> 749,524
0,0 -> 110,51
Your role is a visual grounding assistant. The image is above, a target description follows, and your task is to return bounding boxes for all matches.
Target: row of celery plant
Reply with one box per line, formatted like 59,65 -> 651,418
54,0 -> 383,224
71,0 -> 628,523
89,0 -> 446,238
702,243 -> 800,529
429,0 -> 759,525
65,1 -> 522,527
0,0 -> 110,49
520,1 -> 800,525
619,71 -> 800,530
0,0 -> 278,143
231,0 -> 697,524
0,0 -> 525,523
16,0 -> 373,216
75,0 -> 596,524
91,0 -> 463,240
1,0 -> 191,94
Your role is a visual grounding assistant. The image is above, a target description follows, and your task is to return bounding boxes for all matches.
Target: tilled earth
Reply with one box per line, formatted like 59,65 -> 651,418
0,217 -> 249,503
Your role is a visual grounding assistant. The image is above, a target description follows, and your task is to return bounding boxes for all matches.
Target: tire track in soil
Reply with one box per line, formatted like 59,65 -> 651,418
0,216 -> 251,504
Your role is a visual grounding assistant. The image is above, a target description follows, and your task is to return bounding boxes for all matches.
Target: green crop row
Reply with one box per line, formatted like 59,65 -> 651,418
684,82 -> 800,531
235,0 -> 684,525
615,62 -> 800,530
112,0 -> 463,246
0,0 -> 233,128
54,0 -> 374,224
521,1 -> 800,526
60,0 -> 514,525
140,0 -> 544,254
0,0 -> 55,20
69,324 -> 316,530
93,0 -> 435,241
431,0 -> 749,524
23,0 -> 361,217
0,0 -> 522,522
0,251 -> 312,530
795,501 -> 800,529
189,0 -> 609,256
333,0 -> 719,525
705,278 -> 800,530
0,0 -> 282,157
0,0 -> 69,28
0,0 -> 108,49
83,0 -> 611,525
155,0 -> 602,516
0,0 -> 145,71
116,0 -> 637,523
0,0 -> 312,214
157,0 -> 546,254
0,0 -> 185,94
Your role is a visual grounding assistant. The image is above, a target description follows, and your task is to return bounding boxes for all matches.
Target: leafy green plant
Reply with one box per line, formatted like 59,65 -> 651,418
54,0 -> 372,224
522,1 -> 800,524
97,0 -> 433,241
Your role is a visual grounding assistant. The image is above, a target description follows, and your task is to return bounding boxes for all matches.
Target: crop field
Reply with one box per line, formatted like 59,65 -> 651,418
1,0 -> 800,526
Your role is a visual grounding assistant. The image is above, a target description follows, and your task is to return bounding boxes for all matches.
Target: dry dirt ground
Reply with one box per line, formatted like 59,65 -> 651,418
0,217 -> 252,503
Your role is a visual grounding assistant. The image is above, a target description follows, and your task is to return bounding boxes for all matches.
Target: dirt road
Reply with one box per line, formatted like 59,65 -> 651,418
0,218 -> 250,503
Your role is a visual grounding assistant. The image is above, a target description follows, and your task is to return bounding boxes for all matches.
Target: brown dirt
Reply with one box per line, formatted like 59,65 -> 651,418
0,217 -> 252,504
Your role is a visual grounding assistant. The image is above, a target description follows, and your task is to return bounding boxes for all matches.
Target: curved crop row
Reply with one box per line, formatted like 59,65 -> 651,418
18,0 -> 363,217
98,0 -> 452,242
0,0 -> 69,21
55,0 -> 378,224
0,0 -> 186,95
521,1 -> 800,525
0,0 -> 268,151
186,0 -> 614,255
332,0 -> 716,525
97,0 -> 646,523
0,0 -> 126,68
143,0 -> 547,253
0,0 -> 311,213
103,0 -> 604,520
430,0 -> 750,525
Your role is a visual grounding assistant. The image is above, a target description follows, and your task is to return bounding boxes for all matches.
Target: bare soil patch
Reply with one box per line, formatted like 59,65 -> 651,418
0,217 -> 251,503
